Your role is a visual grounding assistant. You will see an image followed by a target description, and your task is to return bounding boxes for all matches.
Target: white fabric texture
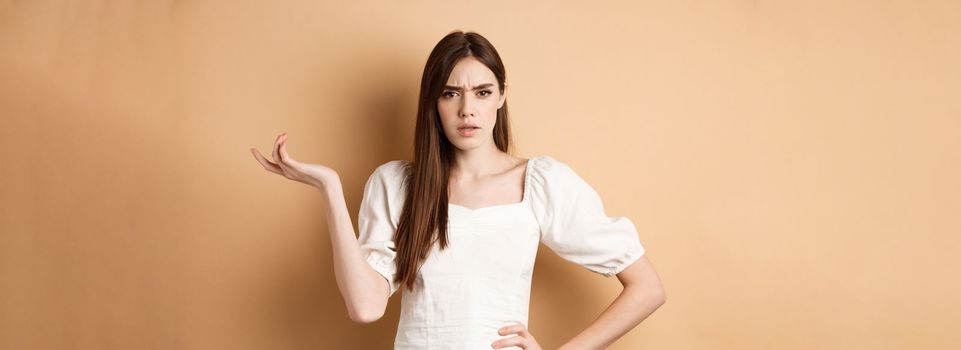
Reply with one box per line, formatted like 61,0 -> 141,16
356,155 -> 646,349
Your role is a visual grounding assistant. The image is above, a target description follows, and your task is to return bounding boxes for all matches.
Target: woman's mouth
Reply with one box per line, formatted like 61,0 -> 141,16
457,126 -> 480,137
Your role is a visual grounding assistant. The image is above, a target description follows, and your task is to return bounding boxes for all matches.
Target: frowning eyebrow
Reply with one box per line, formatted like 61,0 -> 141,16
443,83 -> 495,92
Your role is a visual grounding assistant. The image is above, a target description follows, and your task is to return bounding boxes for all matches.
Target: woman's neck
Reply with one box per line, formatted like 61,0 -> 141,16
450,145 -> 514,180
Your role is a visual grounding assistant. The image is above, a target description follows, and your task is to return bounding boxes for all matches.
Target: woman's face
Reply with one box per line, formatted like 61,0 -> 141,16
437,56 -> 507,151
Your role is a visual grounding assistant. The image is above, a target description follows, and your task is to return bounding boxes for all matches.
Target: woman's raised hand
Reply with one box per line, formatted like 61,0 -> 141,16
250,132 -> 337,188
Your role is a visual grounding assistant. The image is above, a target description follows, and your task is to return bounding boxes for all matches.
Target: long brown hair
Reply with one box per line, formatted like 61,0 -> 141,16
393,30 -> 512,292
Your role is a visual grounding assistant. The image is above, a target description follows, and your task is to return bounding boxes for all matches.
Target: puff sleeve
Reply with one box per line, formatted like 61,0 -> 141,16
529,156 -> 646,277
357,160 -> 409,296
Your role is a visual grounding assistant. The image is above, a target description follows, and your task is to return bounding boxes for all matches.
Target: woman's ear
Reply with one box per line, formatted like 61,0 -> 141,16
498,81 -> 508,109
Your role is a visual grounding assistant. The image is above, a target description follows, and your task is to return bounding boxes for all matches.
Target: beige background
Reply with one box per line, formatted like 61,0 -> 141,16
1,0 -> 959,349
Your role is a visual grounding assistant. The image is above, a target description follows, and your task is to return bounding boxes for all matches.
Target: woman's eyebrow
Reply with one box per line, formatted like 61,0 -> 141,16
443,83 -> 494,91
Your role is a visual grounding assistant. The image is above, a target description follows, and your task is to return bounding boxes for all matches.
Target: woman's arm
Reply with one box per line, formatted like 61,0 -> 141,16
558,256 -> 666,350
251,132 -> 390,324
318,176 -> 392,323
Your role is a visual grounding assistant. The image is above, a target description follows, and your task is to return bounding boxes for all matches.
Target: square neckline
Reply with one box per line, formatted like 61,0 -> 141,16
448,156 -> 538,213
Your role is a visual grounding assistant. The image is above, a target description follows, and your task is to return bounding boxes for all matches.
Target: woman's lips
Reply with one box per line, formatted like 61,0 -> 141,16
457,126 -> 480,137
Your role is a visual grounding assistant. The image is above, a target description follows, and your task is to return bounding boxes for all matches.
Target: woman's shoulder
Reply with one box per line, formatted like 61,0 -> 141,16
527,155 -> 578,194
528,154 -> 576,179
362,160 -> 411,209
369,159 -> 412,187
374,159 -> 411,173
527,154 -> 599,197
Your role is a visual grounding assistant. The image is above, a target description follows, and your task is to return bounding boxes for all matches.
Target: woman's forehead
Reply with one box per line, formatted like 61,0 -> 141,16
445,57 -> 496,86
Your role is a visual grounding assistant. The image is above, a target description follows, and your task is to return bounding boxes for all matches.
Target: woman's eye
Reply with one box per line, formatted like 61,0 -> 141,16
442,91 -> 456,98
479,90 -> 492,97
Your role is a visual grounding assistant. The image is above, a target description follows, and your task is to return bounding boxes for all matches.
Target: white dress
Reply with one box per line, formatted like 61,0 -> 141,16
357,155 -> 646,349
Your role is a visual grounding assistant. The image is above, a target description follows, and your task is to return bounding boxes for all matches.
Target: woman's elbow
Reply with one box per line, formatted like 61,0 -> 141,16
348,305 -> 385,324
346,274 -> 391,323
652,285 -> 667,306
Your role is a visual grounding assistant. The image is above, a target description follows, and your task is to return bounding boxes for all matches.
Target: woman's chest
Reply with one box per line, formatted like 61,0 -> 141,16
418,204 -> 541,277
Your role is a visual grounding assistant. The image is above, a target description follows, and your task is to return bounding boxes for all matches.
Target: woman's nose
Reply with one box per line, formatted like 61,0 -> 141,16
459,96 -> 475,118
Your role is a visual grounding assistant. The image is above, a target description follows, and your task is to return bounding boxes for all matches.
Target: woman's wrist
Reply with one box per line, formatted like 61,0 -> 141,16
313,170 -> 340,190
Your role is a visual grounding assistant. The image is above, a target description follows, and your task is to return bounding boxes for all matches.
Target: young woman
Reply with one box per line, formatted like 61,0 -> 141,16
251,31 -> 665,350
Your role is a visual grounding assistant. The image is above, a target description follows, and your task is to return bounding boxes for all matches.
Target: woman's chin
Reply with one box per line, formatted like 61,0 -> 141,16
448,138 -> 487,152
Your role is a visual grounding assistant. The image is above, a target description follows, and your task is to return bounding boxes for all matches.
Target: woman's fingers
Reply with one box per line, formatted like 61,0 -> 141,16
494,322 -> 539,349
272,133 -> 286,164
491,336 -> 526,349
278,134 -> 296,164
254,132 -> 322,187
497,323 -> 528,337
250,148 -> 282,175
273,133 -> 299,178
252,132 -> 292,177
